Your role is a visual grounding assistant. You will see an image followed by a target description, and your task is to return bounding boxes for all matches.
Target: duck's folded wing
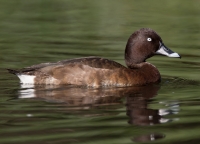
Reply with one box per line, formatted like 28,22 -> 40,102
58,57 -> 125,69
7,57 -> 125,76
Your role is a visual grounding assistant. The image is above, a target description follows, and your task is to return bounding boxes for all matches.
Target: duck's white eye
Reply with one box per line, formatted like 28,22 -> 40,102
147,38 -> 152,41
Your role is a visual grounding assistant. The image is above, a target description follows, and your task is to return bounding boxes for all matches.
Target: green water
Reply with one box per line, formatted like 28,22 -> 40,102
1,0 -> 200,143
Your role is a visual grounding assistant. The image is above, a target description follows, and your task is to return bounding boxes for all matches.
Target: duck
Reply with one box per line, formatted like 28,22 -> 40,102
7,28 -> 181,87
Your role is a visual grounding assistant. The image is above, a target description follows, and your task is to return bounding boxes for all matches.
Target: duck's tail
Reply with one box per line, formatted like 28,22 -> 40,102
7,69 -> 35,84
7,69 -> 20,75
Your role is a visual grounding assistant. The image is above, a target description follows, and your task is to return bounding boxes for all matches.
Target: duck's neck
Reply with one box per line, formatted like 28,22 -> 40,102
125,52 -> 146,69
125,41 -> 147,68
125,62 -> 146,69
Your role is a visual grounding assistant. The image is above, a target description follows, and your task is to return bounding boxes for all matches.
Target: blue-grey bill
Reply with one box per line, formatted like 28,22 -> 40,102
156,42 -> 181,58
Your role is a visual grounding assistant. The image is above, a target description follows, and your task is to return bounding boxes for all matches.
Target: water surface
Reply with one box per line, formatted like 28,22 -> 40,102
1,0 -> 200,143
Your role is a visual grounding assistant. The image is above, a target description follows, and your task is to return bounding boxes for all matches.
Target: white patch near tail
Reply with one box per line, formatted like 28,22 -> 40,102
17,74 -> 36,84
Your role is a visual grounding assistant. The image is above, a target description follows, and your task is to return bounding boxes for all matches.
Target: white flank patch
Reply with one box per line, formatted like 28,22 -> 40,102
17,74 -> 36,84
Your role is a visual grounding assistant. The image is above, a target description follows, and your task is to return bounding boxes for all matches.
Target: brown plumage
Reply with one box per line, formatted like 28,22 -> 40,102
7,28 -> 180,87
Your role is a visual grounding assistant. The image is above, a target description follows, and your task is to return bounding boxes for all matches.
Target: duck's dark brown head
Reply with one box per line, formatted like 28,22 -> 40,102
125,28 -> 180,68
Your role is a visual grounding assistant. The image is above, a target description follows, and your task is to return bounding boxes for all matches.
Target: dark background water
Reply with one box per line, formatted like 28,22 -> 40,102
1,0 -> 200,143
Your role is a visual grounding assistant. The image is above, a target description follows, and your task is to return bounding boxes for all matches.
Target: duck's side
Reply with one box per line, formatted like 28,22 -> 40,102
7,57 -> 160,87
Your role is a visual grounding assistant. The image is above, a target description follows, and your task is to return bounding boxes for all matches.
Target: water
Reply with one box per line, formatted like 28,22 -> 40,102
1,0 -> 200,143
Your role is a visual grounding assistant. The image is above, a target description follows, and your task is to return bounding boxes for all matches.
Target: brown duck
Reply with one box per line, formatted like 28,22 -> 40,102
7,28 -> 181,87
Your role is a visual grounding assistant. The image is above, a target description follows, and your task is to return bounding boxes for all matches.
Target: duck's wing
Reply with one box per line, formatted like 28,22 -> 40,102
7,57 -> 125,75
58,57 -> 125,69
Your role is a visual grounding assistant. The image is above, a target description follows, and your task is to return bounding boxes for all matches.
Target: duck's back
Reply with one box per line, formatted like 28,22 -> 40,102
24,57 -> 125,71
9,57 -> 137,87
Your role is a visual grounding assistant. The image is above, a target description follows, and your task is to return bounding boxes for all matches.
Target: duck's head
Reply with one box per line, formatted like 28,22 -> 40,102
125,28 -> 180,68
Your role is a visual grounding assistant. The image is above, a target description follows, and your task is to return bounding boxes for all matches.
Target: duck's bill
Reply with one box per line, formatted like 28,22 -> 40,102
156,42 -> 181,58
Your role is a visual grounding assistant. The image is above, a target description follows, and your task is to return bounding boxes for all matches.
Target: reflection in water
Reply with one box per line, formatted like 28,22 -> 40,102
132,133 -> 165,143
126,86 -> 179,126
19,84 -> 179,142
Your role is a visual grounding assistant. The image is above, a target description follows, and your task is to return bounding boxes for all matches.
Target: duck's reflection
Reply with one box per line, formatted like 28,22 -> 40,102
125,85 -> 178,126
19,84 -> 179,142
